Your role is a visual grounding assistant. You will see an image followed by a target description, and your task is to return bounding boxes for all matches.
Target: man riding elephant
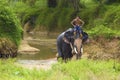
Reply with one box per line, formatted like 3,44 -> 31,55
56,27 -> 89,61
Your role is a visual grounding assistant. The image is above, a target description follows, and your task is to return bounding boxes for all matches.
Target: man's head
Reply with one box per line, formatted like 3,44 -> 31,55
76,16 -> 80,19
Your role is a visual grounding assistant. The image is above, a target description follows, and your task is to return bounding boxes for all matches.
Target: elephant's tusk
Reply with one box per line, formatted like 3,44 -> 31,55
74,47 -> 78,54
81,47 -> 83,54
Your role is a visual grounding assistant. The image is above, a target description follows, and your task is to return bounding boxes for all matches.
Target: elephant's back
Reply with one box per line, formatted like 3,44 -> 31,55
57,32 -> 65,42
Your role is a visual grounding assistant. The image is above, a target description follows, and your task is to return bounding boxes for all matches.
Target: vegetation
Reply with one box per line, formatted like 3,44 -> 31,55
0,59 -> 120,80
0,0 -> 22,46
7,0 -> 119,38
0,0 -> 119,40
0,0 -> 120,79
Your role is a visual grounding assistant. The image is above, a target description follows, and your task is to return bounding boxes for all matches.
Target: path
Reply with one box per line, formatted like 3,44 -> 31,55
17,58 -> 57,70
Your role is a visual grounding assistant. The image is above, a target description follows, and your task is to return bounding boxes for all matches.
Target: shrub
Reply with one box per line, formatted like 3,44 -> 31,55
0,0 -> 23,46
87,25 -> 119,38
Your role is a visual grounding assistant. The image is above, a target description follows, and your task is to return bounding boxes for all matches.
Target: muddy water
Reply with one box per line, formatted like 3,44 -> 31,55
16,32 -> 58,69
17,39 -> 57,60
17,31 -> 59,60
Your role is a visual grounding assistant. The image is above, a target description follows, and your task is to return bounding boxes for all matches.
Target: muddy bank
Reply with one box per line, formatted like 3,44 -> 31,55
83,37 -> 120,60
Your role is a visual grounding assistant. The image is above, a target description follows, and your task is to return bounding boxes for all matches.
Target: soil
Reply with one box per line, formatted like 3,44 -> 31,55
83,37 -> 120,60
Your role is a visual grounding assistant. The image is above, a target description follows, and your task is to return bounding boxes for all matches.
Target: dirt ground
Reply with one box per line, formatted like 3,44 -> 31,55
83,37 -> 120,60
17,58 -> 57,70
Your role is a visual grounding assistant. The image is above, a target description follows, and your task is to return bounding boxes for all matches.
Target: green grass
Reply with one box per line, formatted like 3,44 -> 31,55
0,59 -> 120,80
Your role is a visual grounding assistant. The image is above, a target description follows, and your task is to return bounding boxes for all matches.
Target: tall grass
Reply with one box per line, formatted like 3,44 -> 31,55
0,59 -> 120,80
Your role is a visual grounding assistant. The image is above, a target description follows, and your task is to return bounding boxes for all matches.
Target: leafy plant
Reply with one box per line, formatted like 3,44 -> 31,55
87,25 -> 119,38
0,0 -> 23,46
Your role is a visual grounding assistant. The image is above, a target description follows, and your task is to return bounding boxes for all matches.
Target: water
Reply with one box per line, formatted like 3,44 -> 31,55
17,32 -> 58,60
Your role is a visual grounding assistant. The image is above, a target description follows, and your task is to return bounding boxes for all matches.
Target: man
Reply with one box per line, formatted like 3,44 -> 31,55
71,16 -> 84,28
71,16 -> 89,43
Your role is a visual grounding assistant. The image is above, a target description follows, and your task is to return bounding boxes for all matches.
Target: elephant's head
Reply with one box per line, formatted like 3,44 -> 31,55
73,31 -> 83,59
63,28 -> 83,59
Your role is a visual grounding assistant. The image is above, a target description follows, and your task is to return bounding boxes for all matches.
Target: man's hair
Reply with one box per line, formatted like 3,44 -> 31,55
76,16 -> 80,18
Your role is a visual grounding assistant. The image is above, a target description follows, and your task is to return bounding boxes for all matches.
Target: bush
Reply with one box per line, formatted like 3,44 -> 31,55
0,1 -> 23,46
87,25 -> 119,38
104,5 -> 120,29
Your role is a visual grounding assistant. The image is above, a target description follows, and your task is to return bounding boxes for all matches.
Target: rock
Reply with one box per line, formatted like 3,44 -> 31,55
0,38 -> 17,58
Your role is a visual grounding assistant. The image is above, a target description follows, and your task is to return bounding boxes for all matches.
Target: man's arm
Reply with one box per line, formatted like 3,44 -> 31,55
71,19 -> 76,27
79,19 -> 85,26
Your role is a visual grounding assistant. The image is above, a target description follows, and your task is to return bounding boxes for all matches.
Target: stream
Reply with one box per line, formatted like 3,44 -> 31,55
16,32 -> 59,69
17,39 -> 57,60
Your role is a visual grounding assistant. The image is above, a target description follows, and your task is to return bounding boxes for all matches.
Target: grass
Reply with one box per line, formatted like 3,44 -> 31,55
0,58 -> 120,80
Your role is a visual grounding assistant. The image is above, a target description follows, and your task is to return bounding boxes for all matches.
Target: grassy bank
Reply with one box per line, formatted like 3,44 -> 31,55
0,59 -> 120,80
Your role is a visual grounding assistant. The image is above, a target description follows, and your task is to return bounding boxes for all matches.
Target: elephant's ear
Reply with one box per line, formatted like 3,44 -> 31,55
64,32 -> 67,38
64,31 -> 70,38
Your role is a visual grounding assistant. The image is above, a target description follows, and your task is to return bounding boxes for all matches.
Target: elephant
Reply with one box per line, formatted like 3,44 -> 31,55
56,28 -> 88,61
56,28 -> 74,62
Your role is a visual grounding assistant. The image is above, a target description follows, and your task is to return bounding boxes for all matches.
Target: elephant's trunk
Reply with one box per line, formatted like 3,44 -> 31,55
74,38 -> 82,59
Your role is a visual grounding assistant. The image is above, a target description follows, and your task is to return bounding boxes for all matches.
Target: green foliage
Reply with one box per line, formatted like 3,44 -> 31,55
57,8 -> 74,30
5,0 -> 120,38
87,25 -> 120,38
0,59 -> 49,80
104,5 -> 120,29
36,8 -> 74,31
43,8 -> 59,31
10,1 -> 30,24
34,0 -> 47,8
0,0 -> 23,46
10,0 -> 47,26
0,59 -> 119,80
52,59 -> 120,80
57,0 -> 69,8
79,0 -> 120,38
47,0 -> 57,8
105,0 -> 120,4
36,8 -> 55,30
